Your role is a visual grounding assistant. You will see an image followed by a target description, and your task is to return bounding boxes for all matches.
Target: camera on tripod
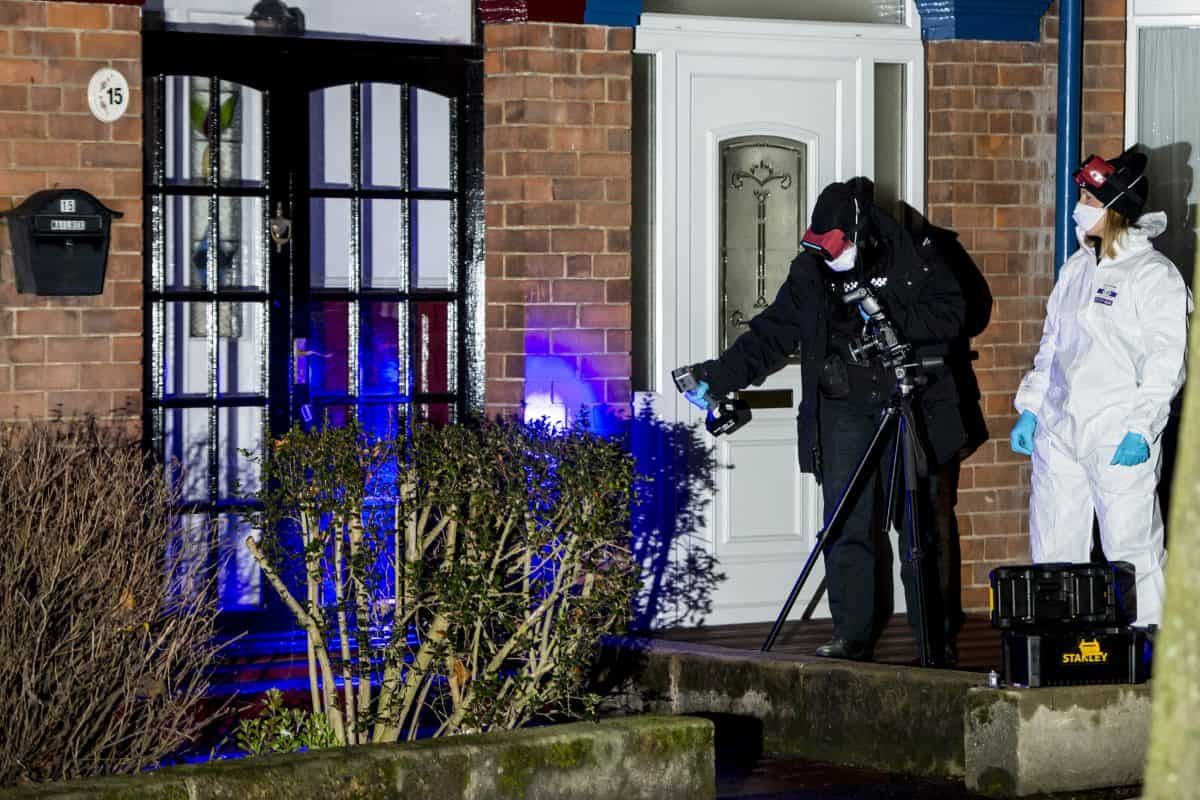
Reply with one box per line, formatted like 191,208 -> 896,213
671,365 -> 752,436
843,287 -> 911,368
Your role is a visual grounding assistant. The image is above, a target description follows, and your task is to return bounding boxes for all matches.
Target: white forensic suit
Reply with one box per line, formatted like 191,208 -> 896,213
1015,212 -> 1191,626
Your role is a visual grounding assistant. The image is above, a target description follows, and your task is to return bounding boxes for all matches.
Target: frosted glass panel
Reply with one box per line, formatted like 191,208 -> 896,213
164,407 -> 209,502
1138,27 -> 1200,286
874,62 -> 907,219
219,406 -> 264,499
643,0 -> 903,23
366,199 -> 405,289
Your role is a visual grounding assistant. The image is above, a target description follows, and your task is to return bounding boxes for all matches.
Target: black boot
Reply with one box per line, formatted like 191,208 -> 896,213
814,638 -> 873,661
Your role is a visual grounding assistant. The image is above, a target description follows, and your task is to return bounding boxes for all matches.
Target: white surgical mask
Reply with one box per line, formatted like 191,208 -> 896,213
1072,202 -> 1105,235
825,244 -> 858,272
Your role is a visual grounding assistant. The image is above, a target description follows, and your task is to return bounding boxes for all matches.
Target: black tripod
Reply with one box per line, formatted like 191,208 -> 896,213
760,355 -> 946,668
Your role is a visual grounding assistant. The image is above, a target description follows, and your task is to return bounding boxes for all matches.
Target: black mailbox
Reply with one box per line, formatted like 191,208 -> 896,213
0,189 -> 123,296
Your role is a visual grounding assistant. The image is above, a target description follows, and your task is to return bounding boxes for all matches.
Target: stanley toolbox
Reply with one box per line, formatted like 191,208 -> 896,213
989,562 -> 1136,630
1002,628 -> 1152,687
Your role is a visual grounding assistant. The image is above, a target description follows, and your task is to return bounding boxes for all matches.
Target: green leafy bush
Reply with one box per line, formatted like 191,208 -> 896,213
234,689 -> 339,755
246,417 -> 638,745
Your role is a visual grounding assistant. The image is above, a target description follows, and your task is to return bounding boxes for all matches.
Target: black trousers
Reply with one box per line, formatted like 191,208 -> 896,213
818,396 -> 964,651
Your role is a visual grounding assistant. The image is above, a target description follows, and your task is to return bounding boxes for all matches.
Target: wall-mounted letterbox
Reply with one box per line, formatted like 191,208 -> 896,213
0,189 -> 123,296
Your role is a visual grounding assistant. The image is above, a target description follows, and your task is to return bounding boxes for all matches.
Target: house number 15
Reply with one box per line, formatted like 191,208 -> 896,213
87,67 -> 130,124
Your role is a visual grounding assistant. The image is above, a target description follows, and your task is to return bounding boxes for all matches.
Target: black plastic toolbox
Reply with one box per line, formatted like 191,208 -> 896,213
1002,627 -> 1151,687
989,562 -> 1136,630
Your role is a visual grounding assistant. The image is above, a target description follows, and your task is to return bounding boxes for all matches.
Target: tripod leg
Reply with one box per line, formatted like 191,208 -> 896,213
898,409 -> 942,667
762,407 -> 899,652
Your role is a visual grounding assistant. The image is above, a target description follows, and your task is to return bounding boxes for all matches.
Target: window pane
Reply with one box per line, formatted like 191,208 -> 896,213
217,302 -> 265,395
365,199 -> 406,289
164,301 -> 208,396
359,403 -> 406,438
310,85 -> 352,189
413,199 -> 453,290
164,407 -> 209,502
310,198 -> 353,288
642,0 -> 903,23
308,301 -> 350,397
169,513 -> 212,597
874,62 -> 907,219
361,302 -> 401,396
363,82 -> 405,189
164,74 -> 207,186
219,81 -> 264,187
218,406 -> 263,499
416,402 -> 452,426
413,301 -> 450,395
412,88 -> 451,190
165,194 -> 207,290
218,196 -> 266,289
1138,27 -> 1200,285
217,514 -> 262,610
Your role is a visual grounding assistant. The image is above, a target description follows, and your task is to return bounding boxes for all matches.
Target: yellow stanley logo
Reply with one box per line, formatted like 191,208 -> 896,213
1062,638 -> 1108,664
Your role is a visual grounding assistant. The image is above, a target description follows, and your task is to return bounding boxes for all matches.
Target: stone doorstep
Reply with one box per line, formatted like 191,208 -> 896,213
596,638 -> 1150,798
964,684 -> 1153,798
0,715 -> 716,800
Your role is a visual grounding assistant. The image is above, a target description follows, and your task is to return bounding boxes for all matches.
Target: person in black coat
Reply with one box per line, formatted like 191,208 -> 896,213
687,178 -> 969,662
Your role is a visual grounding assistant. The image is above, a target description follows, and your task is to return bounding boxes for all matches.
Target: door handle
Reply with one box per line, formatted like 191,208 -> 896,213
730,310 -> 752,328
293,337 -> 331,385
269,202 -> 292,254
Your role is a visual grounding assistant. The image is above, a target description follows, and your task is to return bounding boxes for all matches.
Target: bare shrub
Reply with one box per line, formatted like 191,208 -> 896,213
0,420 -> 221,787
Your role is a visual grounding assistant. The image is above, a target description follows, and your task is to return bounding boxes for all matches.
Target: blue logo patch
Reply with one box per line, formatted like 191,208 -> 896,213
1094,285 -> 1118,306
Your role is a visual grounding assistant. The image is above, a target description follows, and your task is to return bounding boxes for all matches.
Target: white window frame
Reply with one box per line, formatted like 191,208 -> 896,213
1124,0 -> 1200,144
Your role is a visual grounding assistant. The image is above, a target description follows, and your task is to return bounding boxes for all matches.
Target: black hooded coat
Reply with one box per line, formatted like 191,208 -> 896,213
697,203 -> 970,478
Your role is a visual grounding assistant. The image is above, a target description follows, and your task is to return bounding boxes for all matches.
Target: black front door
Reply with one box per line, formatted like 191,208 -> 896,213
142,29 -> 483,623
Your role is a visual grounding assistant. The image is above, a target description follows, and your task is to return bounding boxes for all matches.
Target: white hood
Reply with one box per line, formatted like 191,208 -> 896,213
1075,211 -> 1168,256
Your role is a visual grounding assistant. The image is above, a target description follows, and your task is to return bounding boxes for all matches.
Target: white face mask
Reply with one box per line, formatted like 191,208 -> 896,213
1072,201 -> 1105,235
825,244 -> 858,272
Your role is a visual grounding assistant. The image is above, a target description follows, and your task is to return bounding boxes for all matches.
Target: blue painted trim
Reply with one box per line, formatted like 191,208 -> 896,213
584,0 -> 641,27
915,0 -> 1053,42
1055,0 -> 1083,275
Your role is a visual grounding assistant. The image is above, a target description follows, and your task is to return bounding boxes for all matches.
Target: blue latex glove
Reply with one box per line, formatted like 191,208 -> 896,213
859,307 -> 870,322
685,380 -> 716,411
1010,410 -> 1037,456
1111,432 -> 1150,466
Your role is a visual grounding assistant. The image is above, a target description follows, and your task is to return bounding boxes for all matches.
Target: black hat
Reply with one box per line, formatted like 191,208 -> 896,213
810,177 -> 874,236
1073,147 -> 1149,221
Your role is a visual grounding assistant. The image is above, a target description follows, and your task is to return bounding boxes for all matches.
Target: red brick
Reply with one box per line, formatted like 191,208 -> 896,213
580,52 -> 631,76
593,102 -> 630,126
997,64 -> 1045,87
605,229 -> 630,253
485,124 -> 551,151
112,336 -> 141,363
45,336 -> 109,363
607,77 -> 630,102
566,254 -> 592,277
14,364 -> 78,391
0,85 -> 27,111
16,309 -> 79,336
513,304 -> 576,329
550,329 -> 606,354
593,254 -> 630,277
579,304 -> 630,328
551,279 -> 605,303
489,279 -> 552,304
504,99 -> 593,125
506,202 -> 578,227
552,177 -> 606,201
606,279 -> 631,303
14,30 -> 78,58
550,228 -> 604,252
47,3 -> 111,29
81,308 -> 140,335
487,74 -> 553,102
0,169 -> 49,196
79,362 -> 140,389
7,338 -> 44,363
971,64 -> 999,86
551,126 -> 607,152
505,254 -> 563,277
581,354 -> 629,379
78,31 -> 139,59
80,142 -> 140,169
504,48 -> 576,75
491,229 -> 551,253
579,202 -> 630,227
0,112 -> 46,139
0,57 -> 42,84
553,76 -> 606,100
550,25 -> 606,51
580,153 -> 629,177
607,28 -> 633,51
11,141 -> 79,169
0,391 -> 46,419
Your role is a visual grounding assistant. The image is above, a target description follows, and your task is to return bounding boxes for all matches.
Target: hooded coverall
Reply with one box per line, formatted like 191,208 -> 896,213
1015,212 -> 1190,626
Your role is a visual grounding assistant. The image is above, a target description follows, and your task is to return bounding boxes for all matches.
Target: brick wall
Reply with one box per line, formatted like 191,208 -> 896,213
0,0 -> 142,423
926,0 -> 1126,611
482,22 -> 632,422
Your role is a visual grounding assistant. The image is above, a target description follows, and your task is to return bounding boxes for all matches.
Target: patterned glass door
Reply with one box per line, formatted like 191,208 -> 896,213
143,31 -> 483,622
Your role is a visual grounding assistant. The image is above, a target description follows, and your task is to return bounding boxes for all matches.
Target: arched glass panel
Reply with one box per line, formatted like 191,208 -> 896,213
720,136 -> 807,351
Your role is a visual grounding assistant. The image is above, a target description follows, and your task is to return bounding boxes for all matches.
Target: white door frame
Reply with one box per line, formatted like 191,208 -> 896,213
635,10 -> 925,625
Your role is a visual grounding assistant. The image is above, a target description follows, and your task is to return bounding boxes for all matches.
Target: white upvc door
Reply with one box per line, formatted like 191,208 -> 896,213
637,12 -> 924,626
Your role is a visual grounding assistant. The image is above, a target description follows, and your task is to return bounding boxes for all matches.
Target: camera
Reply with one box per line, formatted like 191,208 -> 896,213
843,287 -> 911,368
671,365 -> 752,436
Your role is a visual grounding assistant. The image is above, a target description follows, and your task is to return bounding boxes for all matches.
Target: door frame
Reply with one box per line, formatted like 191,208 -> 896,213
141,28 -> 485,631
634,11 -> 926,625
